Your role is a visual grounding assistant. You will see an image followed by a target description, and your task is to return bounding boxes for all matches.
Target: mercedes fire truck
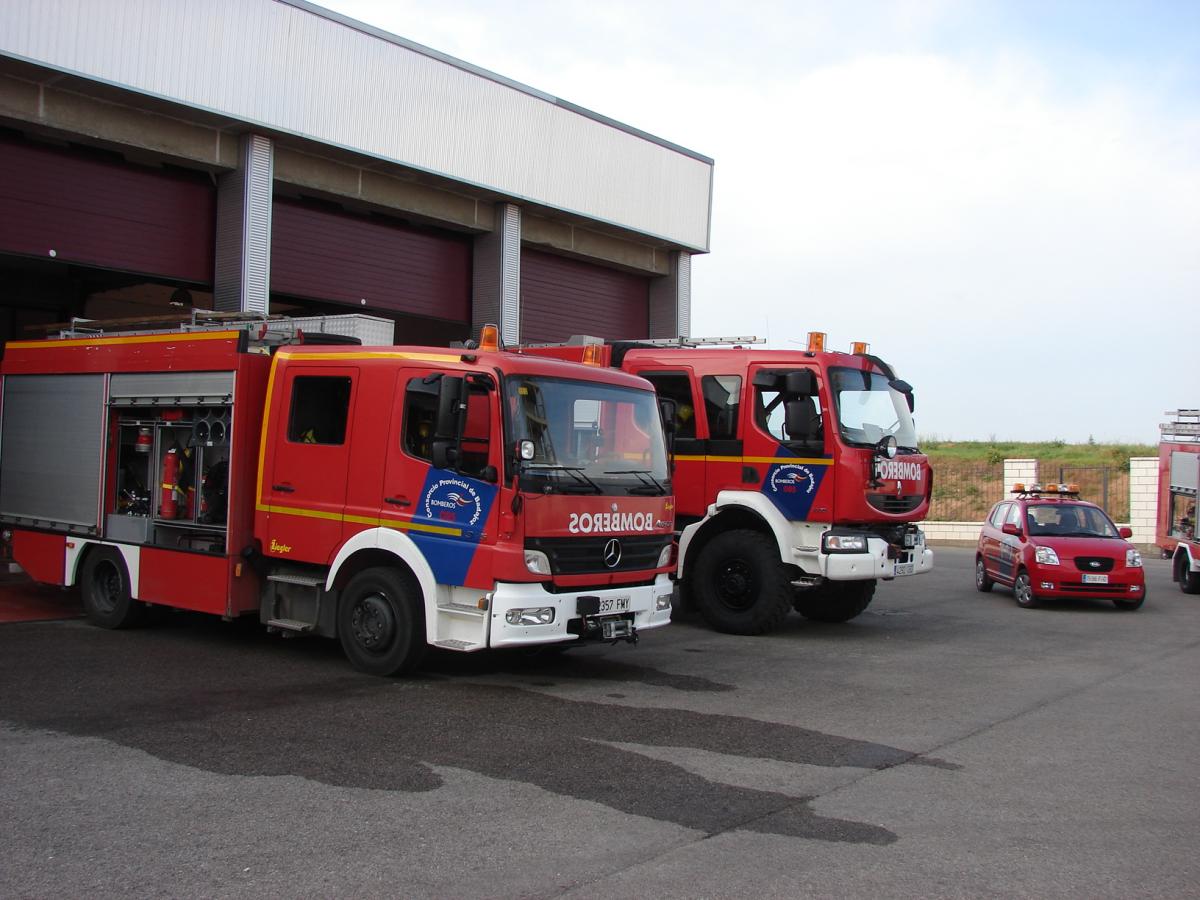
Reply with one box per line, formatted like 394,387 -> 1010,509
522,332 -> 933,634
1158,409 -> 1200,593
0,315 -> 674,674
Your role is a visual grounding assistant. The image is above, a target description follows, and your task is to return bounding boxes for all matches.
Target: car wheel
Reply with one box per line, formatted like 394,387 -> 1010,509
81,547 -> 145,629
337,567 -> 427,676
792,579 -> 875,623
975,556 -> 994,593
1013,570 -> 1038,608
688,529 -> 793,635
1113,593 -> 1145,610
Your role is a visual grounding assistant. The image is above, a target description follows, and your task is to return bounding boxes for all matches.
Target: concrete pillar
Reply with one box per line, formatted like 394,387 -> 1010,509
1004,458 -> 1038,495
471,202 -> 521,344
1128,457 -> 1159,542
214,133 -> 274,314
648,250 -> 691,338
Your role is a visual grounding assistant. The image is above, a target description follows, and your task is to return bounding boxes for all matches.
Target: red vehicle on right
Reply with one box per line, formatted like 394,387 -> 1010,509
1158,409 -> 1200,594
976,484 -> 1146,610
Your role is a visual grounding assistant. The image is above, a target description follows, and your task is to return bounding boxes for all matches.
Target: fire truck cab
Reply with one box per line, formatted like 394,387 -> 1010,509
0,316 -> 675,674
521,332 -> 934,634
1158,409 -> 1200,593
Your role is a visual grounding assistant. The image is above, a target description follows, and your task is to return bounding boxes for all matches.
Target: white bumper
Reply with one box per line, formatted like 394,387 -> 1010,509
796,530 -> 934,581
488,574 -> 674,648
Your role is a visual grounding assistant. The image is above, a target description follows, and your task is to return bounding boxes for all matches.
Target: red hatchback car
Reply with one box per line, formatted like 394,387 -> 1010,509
976,485 -> 1146,610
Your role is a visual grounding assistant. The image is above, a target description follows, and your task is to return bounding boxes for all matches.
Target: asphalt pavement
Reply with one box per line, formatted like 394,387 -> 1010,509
1,547 -> 1197,898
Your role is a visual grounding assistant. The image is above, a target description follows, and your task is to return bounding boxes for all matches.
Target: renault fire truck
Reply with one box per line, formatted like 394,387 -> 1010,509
0,315 -> 674,674
1158,409 -> 1200,593
522,332 -> 933,634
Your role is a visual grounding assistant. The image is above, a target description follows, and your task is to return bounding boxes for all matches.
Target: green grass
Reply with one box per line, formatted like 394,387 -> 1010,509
920,439 -> 1157,470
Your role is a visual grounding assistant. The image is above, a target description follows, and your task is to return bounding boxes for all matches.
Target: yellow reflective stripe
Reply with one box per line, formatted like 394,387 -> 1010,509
256,503 -> 463,537
6,330 -> 242,349
675,455 -> 833,465
275,350 -> 461,364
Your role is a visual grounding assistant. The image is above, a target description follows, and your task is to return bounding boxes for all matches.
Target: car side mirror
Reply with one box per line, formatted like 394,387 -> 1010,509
1002,522 -> 1021,537
1119,526 -> 1133,539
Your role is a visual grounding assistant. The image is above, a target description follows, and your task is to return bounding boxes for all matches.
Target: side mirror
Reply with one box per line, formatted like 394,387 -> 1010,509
890,379 -> 915,413
657,398 -> 678,435
1119,526 -> 1133,539
431,439 -> 456,470
784,369 -> 817,396
434,376 -> 465,439
784,398 -> 819,441
1002,522 -> 1021,537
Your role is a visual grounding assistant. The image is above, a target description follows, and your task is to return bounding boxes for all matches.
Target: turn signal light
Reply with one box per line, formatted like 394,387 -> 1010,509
479,324 -> 500,352
851,341 -> 870,355
807,331 -> 827,352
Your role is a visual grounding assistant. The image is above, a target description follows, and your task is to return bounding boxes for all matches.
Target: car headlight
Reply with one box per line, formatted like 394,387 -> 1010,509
1126,548 -> 1143,568
524,550 -> 551,575
657,544 -> 673,568
1035,546 -> 1060,565
823,533 -> 868,553
505,607 -> 555,626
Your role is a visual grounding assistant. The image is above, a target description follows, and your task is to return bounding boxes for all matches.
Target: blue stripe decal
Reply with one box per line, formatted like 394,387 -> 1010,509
412,468 -> 498,585
762,450 -> 831,521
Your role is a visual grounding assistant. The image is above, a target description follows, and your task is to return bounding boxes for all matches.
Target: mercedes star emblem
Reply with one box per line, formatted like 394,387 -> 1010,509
603,538 -> 622,568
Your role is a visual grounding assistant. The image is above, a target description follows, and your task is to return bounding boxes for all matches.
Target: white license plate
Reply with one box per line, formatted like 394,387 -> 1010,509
597,596 -> 631,614
894,562 -> 915,576
1082,574 -> 1108,584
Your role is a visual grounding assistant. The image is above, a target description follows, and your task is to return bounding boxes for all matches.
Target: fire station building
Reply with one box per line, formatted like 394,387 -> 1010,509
0,0 -> 711,347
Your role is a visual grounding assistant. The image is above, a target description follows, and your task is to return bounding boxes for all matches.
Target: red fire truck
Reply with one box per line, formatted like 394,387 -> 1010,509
522,332 -> 933,634
1158,409 -> 1199,593
0,316 -> 675,674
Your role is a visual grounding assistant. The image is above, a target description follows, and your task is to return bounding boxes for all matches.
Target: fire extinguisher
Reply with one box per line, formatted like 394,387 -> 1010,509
160,446 -> 180,519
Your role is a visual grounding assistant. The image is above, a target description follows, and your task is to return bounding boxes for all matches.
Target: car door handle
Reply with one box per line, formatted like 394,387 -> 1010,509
385,496 -> 411,507
272,484 -> 295,493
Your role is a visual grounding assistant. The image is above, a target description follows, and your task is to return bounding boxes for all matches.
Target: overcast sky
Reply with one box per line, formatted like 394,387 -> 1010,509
318,0 -> 1199,444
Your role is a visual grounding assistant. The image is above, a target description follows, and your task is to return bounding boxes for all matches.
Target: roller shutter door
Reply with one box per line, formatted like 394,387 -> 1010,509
271,198 -> 471,322
0,134 -> 215,282
520,249 -> 649,343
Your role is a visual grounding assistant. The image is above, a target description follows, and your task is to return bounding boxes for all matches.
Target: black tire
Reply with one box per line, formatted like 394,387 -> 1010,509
688,529 -> 793,635
1177,555 -> 1200,595
975,556 -> 994,593
1113,590 -> 1145,611
80,547 -> 145,629
1013,570 -> 1038,608
337,567 -> 427,676
792,579 -> 876,623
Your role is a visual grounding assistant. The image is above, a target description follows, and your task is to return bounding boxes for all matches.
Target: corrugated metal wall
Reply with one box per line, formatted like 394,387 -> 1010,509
271,198 -> 471,321
0,134 -> 215,282
519,249 -> 649,343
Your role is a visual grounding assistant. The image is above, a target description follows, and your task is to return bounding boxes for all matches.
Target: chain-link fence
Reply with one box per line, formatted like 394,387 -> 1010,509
928,463 -> 1005,522
1037,464 -> 1130,521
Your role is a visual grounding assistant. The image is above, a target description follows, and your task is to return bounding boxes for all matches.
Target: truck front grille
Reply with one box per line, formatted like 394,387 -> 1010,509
866,493 -> 924,514
526,535 -> 671,575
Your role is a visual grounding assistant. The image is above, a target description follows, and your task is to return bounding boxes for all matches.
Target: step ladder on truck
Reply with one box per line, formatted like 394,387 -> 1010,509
0,313 -> 675,674
518,331 -> 934,634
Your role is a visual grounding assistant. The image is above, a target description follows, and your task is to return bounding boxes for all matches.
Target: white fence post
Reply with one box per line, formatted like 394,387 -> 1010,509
1004,459 -> 1038,494
1128,457 -> 1159,546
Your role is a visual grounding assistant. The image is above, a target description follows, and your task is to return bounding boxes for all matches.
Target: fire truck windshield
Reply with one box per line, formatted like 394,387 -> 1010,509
506,376 -> 669,495
830,367 -> 919,452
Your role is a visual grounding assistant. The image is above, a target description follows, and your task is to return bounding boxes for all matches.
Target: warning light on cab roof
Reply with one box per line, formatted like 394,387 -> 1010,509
851,341 -> 870,355
806,331 -> 826,352
479,323 -> 500,352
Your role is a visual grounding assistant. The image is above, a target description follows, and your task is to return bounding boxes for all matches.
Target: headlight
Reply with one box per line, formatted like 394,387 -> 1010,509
524,550 -> 551,575
1035,546 -> 1060,565
1126,548 -> 1143,568
505,607 -> 555,626
657,544 -> 673,568
823,533 -> 867,553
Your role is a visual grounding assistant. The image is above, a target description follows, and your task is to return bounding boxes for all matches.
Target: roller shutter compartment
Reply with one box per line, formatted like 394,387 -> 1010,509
520,249 -> 650,343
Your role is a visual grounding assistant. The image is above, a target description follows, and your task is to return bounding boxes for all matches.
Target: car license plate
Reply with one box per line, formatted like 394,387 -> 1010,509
597,596 -> 630,614
894,562 -> 915,576
1082,574 -> 1108,584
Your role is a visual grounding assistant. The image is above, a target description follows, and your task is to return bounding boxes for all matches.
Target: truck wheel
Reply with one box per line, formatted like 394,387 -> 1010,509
80,547 -> 145,629
1176,555 -> 1200,594
688,529 -> 792,635
975,556 -> 994,592
1013,570 -> 1039,608
337,568 -> 427,676
792,580 -> 876,623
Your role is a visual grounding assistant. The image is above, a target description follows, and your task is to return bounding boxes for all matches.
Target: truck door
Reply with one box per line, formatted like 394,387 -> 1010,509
631,369 -> 706,520
698,373 -> 745,504
381,371 -> 500,588
263,367 -> 356,565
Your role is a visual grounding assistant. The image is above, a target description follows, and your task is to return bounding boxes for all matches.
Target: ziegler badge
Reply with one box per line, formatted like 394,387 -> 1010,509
423,477 -> 483,526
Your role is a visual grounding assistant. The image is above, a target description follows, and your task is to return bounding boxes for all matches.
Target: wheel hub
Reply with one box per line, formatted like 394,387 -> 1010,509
716,559 -> 756,611
350,592 -> 395,651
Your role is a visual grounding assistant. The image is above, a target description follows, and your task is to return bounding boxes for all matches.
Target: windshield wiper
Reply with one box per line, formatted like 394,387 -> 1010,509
522,464 -> 602,494
603,469 -> 667,496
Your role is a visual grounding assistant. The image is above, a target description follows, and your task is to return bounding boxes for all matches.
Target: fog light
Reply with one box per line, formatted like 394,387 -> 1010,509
1040,582 -> 1054,590
655,593 -> 672,610
524,550 -> 551,575
506,607 -> 554,626
823,533 -> 867,553
1130,585 -> 1141,593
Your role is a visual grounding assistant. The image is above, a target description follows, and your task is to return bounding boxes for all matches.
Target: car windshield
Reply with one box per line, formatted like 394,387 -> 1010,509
1025,503 -> 1119,538
506,376 -> 669,495
829,367 -> 918,451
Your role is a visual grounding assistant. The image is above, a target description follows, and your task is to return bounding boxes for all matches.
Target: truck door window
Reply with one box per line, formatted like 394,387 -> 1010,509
701,375 -> 742,439
403,378 -> 492,477
756,383 -> 822,442
459,386 -> 493,477
639,372 -> 696,438
403,378 -> 438,461
287,376 -> 351,445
